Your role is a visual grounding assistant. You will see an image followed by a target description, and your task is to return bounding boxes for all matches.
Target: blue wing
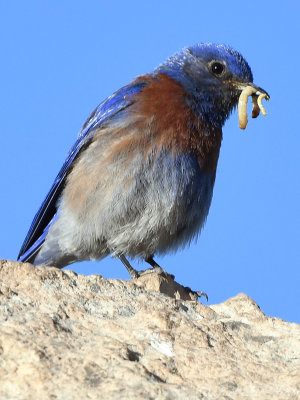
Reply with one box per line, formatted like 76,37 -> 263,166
18,80 -> 148,263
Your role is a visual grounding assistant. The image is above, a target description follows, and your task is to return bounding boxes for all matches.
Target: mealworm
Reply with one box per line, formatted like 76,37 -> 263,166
238,86 -> 269,129
257,93 -> 268,116
238,86 -> 256,129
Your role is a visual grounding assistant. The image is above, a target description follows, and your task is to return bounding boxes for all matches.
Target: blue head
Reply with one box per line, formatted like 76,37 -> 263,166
155,43 -> 264,127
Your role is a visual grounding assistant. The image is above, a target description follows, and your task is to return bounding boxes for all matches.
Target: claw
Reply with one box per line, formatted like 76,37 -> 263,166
185,287 -> 208,302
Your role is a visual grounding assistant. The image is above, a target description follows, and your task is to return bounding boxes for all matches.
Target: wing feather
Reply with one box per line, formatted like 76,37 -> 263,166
18,80 -> 148,262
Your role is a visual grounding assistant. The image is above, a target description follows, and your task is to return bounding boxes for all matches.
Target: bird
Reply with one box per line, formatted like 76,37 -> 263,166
18,43 -> 269,279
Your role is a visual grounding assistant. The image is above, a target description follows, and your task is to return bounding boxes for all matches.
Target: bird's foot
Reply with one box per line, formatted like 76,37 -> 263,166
184,286 -> 208,302
134,265 -> 174,279
118,255 -> 174,280
144,256 -> 175,279
118,255 -> 140,279
118,255 -> 207,301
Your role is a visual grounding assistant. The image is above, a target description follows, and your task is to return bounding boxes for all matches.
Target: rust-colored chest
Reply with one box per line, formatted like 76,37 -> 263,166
134,73 -> 222,174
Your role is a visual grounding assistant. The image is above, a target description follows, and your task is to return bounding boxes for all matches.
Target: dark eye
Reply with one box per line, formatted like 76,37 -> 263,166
210,61 -> 225,76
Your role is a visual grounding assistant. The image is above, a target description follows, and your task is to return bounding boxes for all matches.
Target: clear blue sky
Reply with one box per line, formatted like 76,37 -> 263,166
1,1 -> 299,323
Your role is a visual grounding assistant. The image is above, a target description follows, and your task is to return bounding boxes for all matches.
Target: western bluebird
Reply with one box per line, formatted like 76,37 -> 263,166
18,43 -> 269,278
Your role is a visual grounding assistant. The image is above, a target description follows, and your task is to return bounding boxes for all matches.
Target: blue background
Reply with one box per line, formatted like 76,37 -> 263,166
1,1 -> 299,323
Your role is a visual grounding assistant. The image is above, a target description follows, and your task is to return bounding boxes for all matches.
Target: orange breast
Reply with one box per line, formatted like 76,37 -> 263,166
133,73 -> 223,174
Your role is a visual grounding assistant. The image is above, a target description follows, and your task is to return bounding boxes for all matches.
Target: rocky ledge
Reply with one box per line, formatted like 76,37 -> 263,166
0,260 -> 299,399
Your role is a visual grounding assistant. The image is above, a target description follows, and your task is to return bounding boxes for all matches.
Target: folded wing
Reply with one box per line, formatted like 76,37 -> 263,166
18,80 -> 148,263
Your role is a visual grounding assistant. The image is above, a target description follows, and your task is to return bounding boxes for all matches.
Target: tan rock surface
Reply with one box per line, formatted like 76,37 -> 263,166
0,259 -> 299,400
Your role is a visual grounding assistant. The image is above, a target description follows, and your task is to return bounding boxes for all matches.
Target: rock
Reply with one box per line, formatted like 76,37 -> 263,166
0,259 -> 299,400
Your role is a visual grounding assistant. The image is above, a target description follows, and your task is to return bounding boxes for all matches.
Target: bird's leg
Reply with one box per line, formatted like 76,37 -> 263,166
118,255 -> 206,300
118,254 -> 174,280
118,255 -> 140,279
145,256 -> 174,279
145,255 -> 161,268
